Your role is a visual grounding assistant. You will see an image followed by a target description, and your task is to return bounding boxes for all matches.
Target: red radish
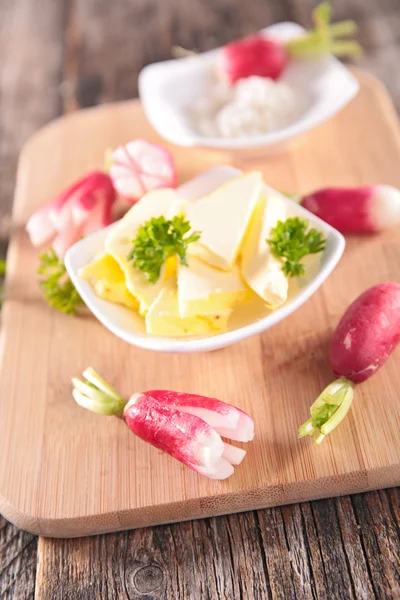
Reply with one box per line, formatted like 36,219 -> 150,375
301,185 -> 400,233
299,282 -> 400,445
109,139 -> 177,204
72,368 -> 254,480
329,282 -> 400,383
26,171 -> 116,259
219,3 -> 362,84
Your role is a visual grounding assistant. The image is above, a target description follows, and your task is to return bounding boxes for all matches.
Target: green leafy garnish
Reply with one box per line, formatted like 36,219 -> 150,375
128,214 -> 201,283
267,217 -> 326,278
38,249 -> 84,315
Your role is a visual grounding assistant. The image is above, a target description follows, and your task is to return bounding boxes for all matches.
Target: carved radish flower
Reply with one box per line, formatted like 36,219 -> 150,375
109,139 -> 177,203
72,368 -> 254,480
26,171 -> 116,259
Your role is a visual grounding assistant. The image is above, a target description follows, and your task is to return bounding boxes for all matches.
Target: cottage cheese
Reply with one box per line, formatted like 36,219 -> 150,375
188,76 -> 303,138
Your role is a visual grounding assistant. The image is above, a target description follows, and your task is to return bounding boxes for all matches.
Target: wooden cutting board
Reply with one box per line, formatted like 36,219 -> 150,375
0,70 -> 399,538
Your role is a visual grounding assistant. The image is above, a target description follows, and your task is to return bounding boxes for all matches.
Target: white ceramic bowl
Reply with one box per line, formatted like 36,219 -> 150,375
65,166 -> 345,353
138,22 -> 359,154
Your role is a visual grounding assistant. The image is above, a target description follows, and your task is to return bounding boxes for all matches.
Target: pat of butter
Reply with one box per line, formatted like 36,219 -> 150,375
105,188 -> 178,314
146,279 -> 231,337
178,257 -> 252,318
241,195 -> 288,308
186,171 -> 262,269
79,254 -> 139,310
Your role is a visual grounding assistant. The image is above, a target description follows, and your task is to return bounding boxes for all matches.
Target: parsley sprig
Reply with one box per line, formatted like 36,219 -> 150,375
128,214 -> 201,283
267,217 -> 326,278
38,249 -> 84,314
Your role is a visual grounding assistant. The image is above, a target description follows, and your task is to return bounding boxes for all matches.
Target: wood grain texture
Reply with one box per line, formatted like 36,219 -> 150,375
0,71 -> 399,539
35,491 -> 400,600
1,0 -> 400,598
0,0 -> 66,595
0,516 -> 37,600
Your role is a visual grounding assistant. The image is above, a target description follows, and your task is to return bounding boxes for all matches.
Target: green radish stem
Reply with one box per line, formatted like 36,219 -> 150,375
72,368 -> 126,417
286,2 -> 363,59
298,378 -> 354,446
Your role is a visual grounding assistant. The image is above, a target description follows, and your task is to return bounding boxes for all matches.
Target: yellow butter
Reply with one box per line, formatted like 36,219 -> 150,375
79,254 -> 139,310
240,195 -> 288,308
186,171 -> 262,269
145,279 -> 231,337
177,257 -> 252,318
105,188 -> 179,314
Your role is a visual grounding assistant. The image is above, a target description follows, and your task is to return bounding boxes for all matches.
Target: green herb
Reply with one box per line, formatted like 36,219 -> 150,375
38,249 -> 84,315
128,214 -> 201,283
267,217 -> 326,278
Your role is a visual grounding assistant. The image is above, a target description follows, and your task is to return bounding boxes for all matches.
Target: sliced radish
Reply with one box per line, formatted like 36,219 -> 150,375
123,393 -> 224,469
109,139 -> 177,204
26,170 -> 116,259
72,371 -> 255,480
26,205 -> 57,247
222,443 -> 246,465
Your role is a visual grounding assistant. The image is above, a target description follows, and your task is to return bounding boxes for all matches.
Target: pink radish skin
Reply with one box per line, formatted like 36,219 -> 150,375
145,389 -> 254,441
329,282 -> 400,383
123,394 -> 225,472
301,185 -> 400,233
109,140 -> 177,204
123,391 -> 253,479
220,35 -> 288,84
26,171 -> 116,259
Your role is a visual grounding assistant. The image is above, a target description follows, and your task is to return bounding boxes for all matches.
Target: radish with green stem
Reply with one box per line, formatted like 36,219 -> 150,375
219,3 -> 362,84
299,282 -> 400,445
72,368 -> 254,480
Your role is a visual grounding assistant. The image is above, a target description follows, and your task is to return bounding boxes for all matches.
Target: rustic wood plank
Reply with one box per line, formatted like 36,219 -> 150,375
0,516 -> 37,600
35,491 -> 400,600
351,491 -> 400,599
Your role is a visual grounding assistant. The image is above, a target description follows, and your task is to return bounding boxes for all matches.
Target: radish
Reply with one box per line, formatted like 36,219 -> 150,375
301,185 -> 400,233
26,171 -> 116,259
219,2 -> 362,84
72,368 -> 254,480
109,139 -> 177,204
299,282 -> 400,445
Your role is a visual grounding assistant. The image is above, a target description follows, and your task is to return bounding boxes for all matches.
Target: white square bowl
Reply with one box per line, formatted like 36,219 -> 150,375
138,22 -> 359,154
65,166 -> 345,353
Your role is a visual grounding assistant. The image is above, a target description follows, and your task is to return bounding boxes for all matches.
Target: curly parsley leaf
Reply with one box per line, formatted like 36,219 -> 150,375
128,214 -> 201,283
267,217 -> 326,278
38,249 -> 84,315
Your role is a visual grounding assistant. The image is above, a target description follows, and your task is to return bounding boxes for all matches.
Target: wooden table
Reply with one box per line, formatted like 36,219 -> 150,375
0,1 -> 399,598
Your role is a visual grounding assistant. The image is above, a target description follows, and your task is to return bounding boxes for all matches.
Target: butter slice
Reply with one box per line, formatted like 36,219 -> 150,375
146,279 -> 231,337
241,195 -> 288,308
105,188 -> 178,314
186,172 -> 262,269
79,254 -> 139,310
178,257 -> 252,318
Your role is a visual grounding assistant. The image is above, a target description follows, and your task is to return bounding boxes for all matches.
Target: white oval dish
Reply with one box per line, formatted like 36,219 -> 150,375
138,22 -> 359,154
65,166 -> 345,353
